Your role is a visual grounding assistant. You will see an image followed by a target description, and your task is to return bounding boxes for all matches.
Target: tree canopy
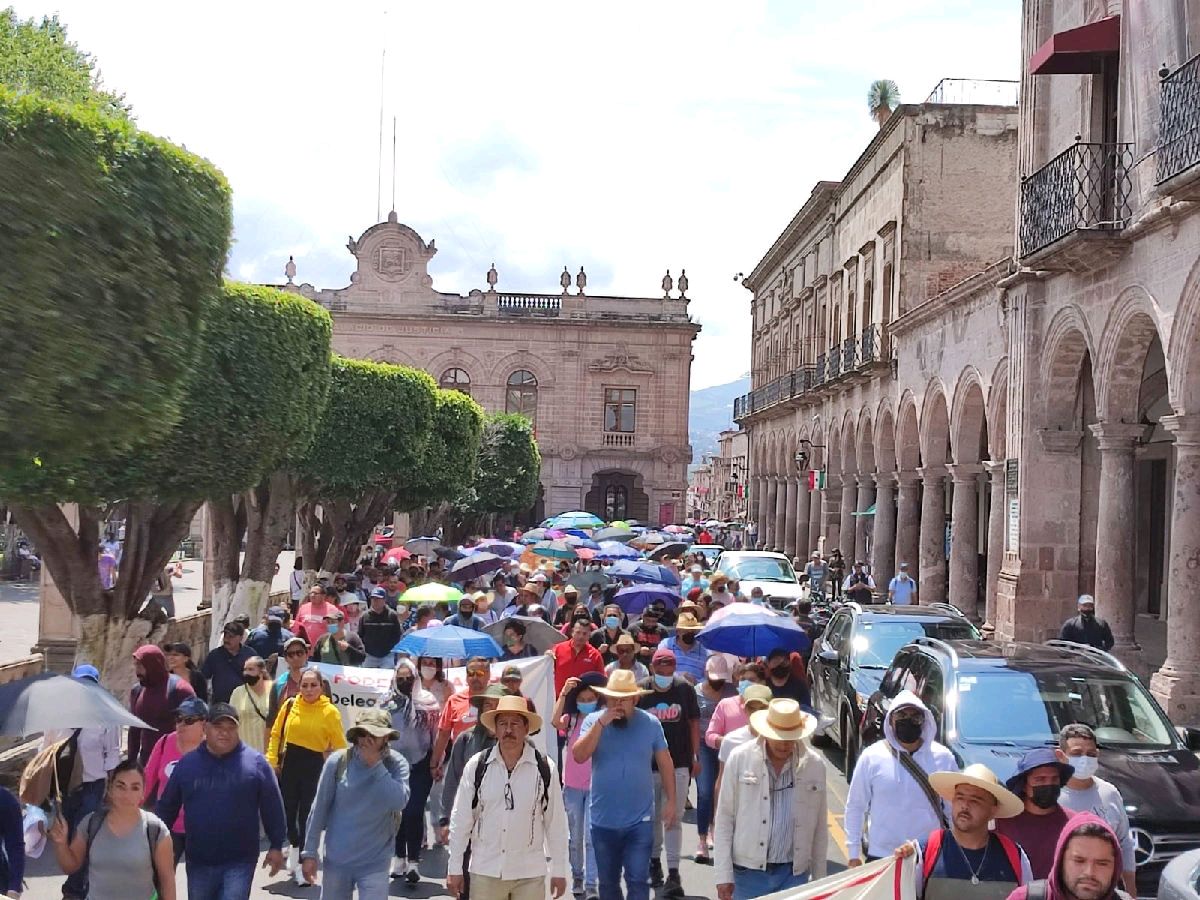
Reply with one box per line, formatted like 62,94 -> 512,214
394,388 -> 485,511
468,413 -> 542,515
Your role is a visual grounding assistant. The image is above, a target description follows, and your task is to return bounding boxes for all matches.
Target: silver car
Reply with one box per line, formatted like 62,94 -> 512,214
1161,847 -> 1200,900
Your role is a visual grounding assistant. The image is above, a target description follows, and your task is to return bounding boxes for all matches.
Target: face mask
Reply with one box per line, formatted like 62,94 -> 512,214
751,596 -> 764,605
1067,754 -> 1098,780
707,678 -> 727,691
604,616 -> 620,630
577,700 -> 598,715
737,679 -> 754,696
242,673 -> 260,686
769,665 -> 790,678
326,623 -> 339,634
420,665 -> 437,680
1031,784 -> 1061,809
1080,611 -> 1095,620
678,633 -> 695,645
504,636 -> 519,648
394,679 -> 414,694
653,674 -> 673,690
893,718 -> 924,744
268,622 -> 281,633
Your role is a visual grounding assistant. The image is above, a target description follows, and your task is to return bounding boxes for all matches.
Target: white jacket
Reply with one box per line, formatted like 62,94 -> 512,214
843,690 -> 957,859
714,738 -> 828,884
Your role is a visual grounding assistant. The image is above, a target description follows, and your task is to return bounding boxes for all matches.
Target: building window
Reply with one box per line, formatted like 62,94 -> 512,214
505,369 -> 538,424
605,485 -> 628,521
604,388 -> 637,433
439,367 -> 471,396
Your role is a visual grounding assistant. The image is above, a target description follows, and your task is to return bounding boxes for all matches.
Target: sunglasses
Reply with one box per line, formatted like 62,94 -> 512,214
176,715 -> 203,726
467,669 -> 489,677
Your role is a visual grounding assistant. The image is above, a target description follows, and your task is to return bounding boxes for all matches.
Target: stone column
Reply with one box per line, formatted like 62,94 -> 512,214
854,475 -> 875,566
895,471 -> 921,577
839,476 -> 857,562
808,481 -> 824,555
32,504 -> 81,672
947,464 -> 983,621
1151,416 -> 1200,721
825,478 -> 842,555
872,473 -> 897,587
794,481 -> 811,561
783,478 -> 798,557
763,478 -> 778,549
774,478 -> 789,554
1090,422 -> 1145,657
918,466 -> 947,605
983,460 -> 1006,633
752,476 -> 766,547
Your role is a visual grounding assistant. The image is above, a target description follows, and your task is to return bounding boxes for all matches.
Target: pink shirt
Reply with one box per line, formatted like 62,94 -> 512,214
145,733 -> 187,832
295,600 -> 335,648
562,715 -> 592,792
705,696 -> 748,750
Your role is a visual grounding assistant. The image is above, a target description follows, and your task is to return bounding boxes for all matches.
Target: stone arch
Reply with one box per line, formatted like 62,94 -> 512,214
362,343 -> 416,366
1095,286 -> 1168,424
840,411 -> 859,475
807,420 -> 827,471
988,359 -> 1009,459
857,408 -> 877,474
875,402 -> 898,473
425,348 -> 486,386
485,351 -> 557,389
1168,254 -> 1200,415
896,392 -> 922,470
951,366 -> 989,464
920,378 -> 952,466
827,423 -> 843,477
1041,306 -> 1096,426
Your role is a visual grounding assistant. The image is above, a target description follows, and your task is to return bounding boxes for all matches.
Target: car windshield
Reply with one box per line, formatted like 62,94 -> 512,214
722,558 -> 797,583
851,620 -> 978,668
956,670 -> 1176,749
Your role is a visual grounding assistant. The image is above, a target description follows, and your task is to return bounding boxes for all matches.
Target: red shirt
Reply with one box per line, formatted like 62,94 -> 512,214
551,640 -> 604,694
437,688 -> 480,741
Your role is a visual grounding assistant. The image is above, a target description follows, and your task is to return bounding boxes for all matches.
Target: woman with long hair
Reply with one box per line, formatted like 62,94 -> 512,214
144,698 -> 208,865
383,657 -> 441,883
228,656 -> 271,754
266,667 -> 346,884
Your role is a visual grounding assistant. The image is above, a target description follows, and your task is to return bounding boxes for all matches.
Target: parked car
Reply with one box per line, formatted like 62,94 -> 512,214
1160,846 -> 1200,900
859,638 -> 1200,898
807,602 -> 978,772
713,550 -> 805,607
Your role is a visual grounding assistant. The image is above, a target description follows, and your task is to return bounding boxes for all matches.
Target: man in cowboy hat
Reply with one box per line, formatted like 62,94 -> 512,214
894,764 -> 1031,900
660,611 -> 708,685
572,670 -> 678,900
300,708 -> 411,892
714,699 -> 827,900
605,633 -> 649,681
447,696 -> 568,900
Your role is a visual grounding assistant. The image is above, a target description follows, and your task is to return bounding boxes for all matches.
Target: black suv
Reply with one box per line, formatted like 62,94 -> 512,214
859,638 -> 1200,898
807,602 -> 978,774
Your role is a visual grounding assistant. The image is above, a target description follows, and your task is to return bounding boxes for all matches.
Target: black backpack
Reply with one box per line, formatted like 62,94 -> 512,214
471,742 -> 552,814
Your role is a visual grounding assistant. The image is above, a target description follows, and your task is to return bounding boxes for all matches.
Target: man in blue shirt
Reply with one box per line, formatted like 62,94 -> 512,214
659,613 -> 708,685
572,670 -> 677,900
887,563 -> 919,606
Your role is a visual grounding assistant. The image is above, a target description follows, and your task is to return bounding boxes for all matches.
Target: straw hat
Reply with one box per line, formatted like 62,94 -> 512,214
479,694 -> 543,735
749,698 -> 817,742
594,668 -> 651,698
674,612 -> 703,631
930,764 -> 1024,819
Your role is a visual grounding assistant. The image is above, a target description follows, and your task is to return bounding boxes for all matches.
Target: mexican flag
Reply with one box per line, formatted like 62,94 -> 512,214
807,469 -> 827,491
762,856 -> 913,900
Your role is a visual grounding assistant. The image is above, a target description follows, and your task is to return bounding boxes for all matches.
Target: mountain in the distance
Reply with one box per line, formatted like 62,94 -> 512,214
689,375 -> 749,463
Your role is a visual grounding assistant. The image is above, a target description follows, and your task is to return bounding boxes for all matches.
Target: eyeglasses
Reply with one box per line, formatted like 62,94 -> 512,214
467,669 -> 489,678
176,716 -> 203,726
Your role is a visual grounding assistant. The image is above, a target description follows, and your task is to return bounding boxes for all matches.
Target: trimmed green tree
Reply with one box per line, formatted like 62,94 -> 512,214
451,413 -> 541,536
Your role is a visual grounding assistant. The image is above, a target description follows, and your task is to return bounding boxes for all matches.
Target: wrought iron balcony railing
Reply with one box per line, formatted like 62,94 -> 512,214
827,345 -> 842,380
860,323 -> 884,365
1019,140 -> 1133,256
814,353 -> 827,386
842,336 -> 858,372
1158,53 -> 1200,184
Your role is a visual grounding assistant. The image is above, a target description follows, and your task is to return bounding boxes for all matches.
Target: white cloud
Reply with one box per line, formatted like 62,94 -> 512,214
18,0 -> 1019,390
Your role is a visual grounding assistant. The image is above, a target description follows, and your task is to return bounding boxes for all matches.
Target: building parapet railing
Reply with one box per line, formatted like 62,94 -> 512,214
925,78 -> 1019,107
497,294 -> 562,312
602,432 -> 636,448
1019,140 -> 1133,256
1158,53 -> 1200,184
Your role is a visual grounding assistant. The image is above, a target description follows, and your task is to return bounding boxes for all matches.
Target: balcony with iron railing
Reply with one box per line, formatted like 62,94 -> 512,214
1019,139 -> 1133,265
1158,53 -> 1200,188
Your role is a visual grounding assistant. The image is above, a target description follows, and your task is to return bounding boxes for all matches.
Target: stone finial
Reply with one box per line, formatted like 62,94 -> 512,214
561,266 -> 572,294
387,210 -> 398,224
576,266 -> 587,295
285,255 -> 297,284
677,269 -> 689,299
662,269 -> 674,298
486,263 -> 498,290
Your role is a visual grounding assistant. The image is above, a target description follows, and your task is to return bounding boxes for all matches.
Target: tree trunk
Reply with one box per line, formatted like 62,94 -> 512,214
77,612 -> 168,695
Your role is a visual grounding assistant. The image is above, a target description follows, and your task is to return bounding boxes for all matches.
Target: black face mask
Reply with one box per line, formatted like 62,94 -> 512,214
678,633 -> 695,645
394,679 -> 414,694
1030,784 -> 1061,809
242,674 -> 260,686
1080,611 -> 1095,621
769,665 -> 790,679
893,718 -> 924,744
707,679 -> 727,691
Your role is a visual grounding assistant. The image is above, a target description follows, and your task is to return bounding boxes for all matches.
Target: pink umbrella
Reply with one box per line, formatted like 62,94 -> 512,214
383,547 -> 412,564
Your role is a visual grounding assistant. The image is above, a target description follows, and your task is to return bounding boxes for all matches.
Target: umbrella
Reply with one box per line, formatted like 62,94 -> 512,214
562,528 -> 593,539
595,541 -> 640,562
0,674 -> 151,735
663,525 -> 691,534
548,511 -> 606,529
434,546 -> 466,562
381,547 -> 412,564
567,571 -> 609,595
450,552 -> 506,583
484,616 -> 567,655
564,535 -> 601,551
696,608 -> 812,657
475,541 -> 523,558
704,520 -> 722,528
531,540 -> 577,560
575,548 -> 597,561
631,532 -> 669,549
405,537 -> 440,556
394,624 -> 502,659
614,584 -> 679,615
648,542 -> 689,561
606,560 -> 681,587
401,582 -> 464,607
607,520 -> 630,529
594,526 -> 637,544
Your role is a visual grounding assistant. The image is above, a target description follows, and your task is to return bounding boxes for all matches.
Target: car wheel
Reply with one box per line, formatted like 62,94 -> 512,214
843,715 -> 859,778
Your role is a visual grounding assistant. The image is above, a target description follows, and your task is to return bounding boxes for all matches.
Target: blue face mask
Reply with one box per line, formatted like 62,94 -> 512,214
737,679 -> 754,696
653,673 -> 673,690
604,616 -> 620,630
326,623 -> 339,634
750,596 -> 764,605
576,700 -> 598,715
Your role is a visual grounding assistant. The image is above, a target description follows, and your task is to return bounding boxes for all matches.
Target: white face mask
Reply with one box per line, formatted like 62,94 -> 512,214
1067,754 -> 1098,780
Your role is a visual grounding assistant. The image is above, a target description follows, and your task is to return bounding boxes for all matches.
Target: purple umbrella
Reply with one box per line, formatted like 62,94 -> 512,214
614,584 -> 680,615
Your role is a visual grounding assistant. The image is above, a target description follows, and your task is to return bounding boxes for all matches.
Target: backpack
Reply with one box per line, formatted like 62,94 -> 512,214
85,810 -> 164,899
334,749 -> 405,832
471,743 -> 551,815
19,730 -> 82,807
922,828 -> 1024,885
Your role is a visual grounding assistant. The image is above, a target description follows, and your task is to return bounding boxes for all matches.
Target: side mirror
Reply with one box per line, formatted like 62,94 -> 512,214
817,647 -> 839,665
1182,726 -> 1200,752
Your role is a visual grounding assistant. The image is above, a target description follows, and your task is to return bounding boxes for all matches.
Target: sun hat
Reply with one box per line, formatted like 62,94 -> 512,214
594,668 -> 651,698
563,584 -> 579,596
674,612 -> 703,631
480,694 -> 543,735
749,698 -> 817,742
346,708 -> 401,742
742,684 -> 773,711
930,764 -> 1024,819
614,633 -> 637,648
1004,747 -> 1075,794
517,583 -> 540,597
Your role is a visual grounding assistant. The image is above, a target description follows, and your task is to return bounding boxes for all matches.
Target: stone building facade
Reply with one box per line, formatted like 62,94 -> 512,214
713,428 -> 749,523
283,213 -> 699,524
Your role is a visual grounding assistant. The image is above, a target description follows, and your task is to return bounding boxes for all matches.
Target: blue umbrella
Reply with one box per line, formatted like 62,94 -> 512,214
450,552 -> 506,583
614,584 -> 679,615
565,535 -> 601,551
596,541 -> 640,561
606,560 -> 681,587
562,528 -> 592,539
696,610 -> 811,658
394,625 -> 503,659
475,541 -> 523,557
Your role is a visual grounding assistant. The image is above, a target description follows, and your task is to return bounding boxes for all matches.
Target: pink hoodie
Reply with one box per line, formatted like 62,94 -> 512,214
1005,811 -> 1126,900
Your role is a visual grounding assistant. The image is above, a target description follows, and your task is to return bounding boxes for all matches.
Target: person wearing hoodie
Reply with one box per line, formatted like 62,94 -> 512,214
844,690 -> 957,866
1004,811 -> 1132,900
383,657 -> 441,883
995,748 -> 1075,880
129,645 -> 196,766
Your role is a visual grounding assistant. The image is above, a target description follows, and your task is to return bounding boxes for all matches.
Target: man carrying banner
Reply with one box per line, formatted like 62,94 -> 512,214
714,698 -> 827,900
844,690 -> 957,866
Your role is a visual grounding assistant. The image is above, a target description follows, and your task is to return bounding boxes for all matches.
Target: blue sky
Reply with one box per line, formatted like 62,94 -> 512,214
20,0 -> 1020,389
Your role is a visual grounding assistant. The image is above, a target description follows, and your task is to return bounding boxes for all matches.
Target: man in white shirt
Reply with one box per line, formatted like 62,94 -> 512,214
447,696 -> 568,900
1056,722 -> 1136,893
843,561 -> 877,605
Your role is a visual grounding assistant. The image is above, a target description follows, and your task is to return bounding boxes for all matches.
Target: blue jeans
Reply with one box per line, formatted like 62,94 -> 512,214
564,786 -> 597,888
62,778 -> 106,898
364,653 -> 395,669
320,863 -> 390,900
732,863 -> 808,900
696,743 -> 719,839
591,820 -> 652,900
186,861 -> 257,900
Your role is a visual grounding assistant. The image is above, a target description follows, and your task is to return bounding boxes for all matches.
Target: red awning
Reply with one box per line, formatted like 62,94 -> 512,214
1030,15 -> 1121,75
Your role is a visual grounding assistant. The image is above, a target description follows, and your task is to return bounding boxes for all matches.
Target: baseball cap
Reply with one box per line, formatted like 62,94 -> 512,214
652,647 -> 676,664
71,664 -> 100,683
501,665 -> 522,680
283,636 -> 309,653
222,621 -> 246,636
266,605 -> 287,621
207,702 -> 239,725
743,684 -> 773,711
370,586 -> 389,599
176,697 -> 210,719
322,609 -> 345,621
